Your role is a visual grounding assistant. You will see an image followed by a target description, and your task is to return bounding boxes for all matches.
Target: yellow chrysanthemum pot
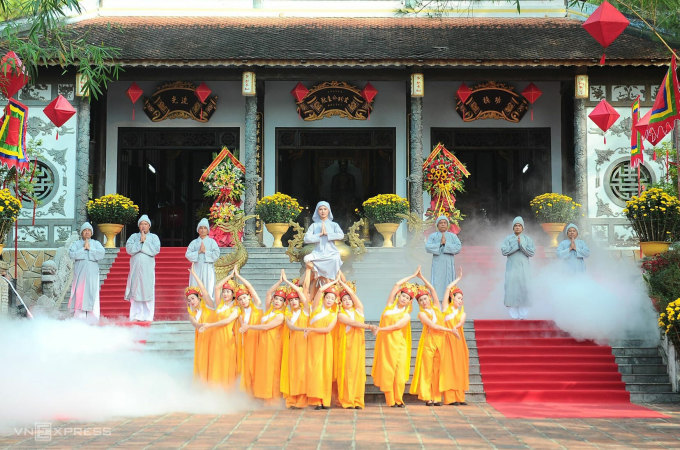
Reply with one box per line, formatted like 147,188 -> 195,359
98,223 -> 124,248
375,222 -> 400,248
540,222 -> 566,247
640,241 -> 670,258
265,222 -> 289,248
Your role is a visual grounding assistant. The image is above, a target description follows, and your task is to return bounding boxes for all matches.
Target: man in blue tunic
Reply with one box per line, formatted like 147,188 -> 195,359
186,218 -> 221,296
425,215 -> 462,301
68,222 -> 106,320
556,223 -> 590,272
125,214 -> 161,321
500,216 -> 535,320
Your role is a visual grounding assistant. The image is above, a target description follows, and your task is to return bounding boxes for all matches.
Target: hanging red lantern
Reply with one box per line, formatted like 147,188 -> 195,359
521,82 -> 542,121
43,94 -> 76,140
290,82 -> 309,102
0,51 -> 29,99
588,99 -> 620,144
456,83 -> 472,104
361,82 -> 378,103
126,82 -> 143,120
582,1 -> 629,65
195,82 -> 212,120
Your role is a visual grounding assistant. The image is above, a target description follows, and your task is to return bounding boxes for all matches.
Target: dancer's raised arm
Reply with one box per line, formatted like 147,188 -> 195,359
235,266 -> 262,308
415,267 -> 441,311
190,264 -> 215,309
213,268 -> 235,307
339,278 -> 364,314
312,278 -> 338,311
443,266 -> 463,308
264,269 -> 285,310
386,266 -> 420,306
285,278 -> 309,311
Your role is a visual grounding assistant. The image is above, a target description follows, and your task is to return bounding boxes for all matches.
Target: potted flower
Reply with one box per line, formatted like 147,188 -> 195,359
658,297 -> 680,351
87,194 -> 140,248
623,187 -> 680,257
0,188 -> 22,252
255,192 -> 303,247
529,193 -> 581,247
362,194 -> 410,247
642,248 -> 680,312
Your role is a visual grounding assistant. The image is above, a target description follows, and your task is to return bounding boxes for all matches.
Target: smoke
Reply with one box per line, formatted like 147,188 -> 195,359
0,318 -> 253,429
357,216 -> 659,344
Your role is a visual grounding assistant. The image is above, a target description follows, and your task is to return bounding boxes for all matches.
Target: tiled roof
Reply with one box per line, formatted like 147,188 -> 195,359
71,16 -> 670,67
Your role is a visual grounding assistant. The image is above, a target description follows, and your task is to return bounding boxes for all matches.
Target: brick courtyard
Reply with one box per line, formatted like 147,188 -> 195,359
3,403 -> 680,449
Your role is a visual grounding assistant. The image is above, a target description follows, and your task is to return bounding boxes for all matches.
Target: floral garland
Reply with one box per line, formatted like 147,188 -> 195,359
422,158 -> 466,228
202,157 -> 245,204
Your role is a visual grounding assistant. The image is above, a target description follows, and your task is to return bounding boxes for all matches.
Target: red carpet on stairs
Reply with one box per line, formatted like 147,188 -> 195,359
476,319 -> 667,418
100,247 -> 191,320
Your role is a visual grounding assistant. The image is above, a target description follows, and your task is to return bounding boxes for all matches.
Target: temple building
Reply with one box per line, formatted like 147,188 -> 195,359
5,0 -> 674,250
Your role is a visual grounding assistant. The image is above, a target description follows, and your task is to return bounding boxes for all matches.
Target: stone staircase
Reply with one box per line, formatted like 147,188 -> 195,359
612,340 -> 680,403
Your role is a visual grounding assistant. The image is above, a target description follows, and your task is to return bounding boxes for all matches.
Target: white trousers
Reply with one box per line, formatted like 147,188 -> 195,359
129,299 -> 154,321
508,306 -> 528,320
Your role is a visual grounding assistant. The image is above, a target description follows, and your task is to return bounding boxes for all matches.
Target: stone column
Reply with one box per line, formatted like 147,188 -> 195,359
574,98 -> 588,216
409,96 -> 424,216
75,98 -> 91,227
243,94 -> 260,246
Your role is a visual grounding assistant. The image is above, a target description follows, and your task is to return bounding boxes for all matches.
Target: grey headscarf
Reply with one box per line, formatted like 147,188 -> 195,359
196,218 -> 210,233
512,216 -> 524,228
436,215 -> 450,226
138,214 -> 151,226
80,222 -> 93,236
564,223 -> 578,238
312,201 -> 334,222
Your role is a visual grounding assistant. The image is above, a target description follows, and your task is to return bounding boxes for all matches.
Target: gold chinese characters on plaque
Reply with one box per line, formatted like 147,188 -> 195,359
455,81 -> 529,123
142,81 -> 218,122
294,81 -> 374,121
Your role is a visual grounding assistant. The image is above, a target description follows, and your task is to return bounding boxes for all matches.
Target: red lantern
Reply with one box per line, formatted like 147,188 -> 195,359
361,82 -> 378,103
588,99 -> 620,144
290,82 -> 309,102
195,82 -> 212,120
521,82 -> 542,121
126,82 -> 143,120
456,83 -> 472,103
0,51 -> 29,99
582,1 -> 629,65
43,94 -> 76,140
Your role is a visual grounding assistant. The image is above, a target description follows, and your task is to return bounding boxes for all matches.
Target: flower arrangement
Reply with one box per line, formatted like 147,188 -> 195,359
209,202 -> 241,228
0,189 -> 22,243
87,194 -> 139,224
362,194 -> 410,224
530,193 -> 581,224
201,156 -> 245,204
642,248 -> 680,312
423,158 -> 466,195
623,187 -> 680,242
658,298 -> 680,349
255,192 -> 303,224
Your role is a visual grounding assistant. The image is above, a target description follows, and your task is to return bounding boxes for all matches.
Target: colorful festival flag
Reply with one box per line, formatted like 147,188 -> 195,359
630,96 -> 643,168
0,98 -> 30,172
644,56 -> 680,146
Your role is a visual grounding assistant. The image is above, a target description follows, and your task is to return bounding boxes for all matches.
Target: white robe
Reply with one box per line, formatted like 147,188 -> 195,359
67,238 -> 105,317
124,232 -> 161,320
303,219 -> 344,279
185,236 -> 220,296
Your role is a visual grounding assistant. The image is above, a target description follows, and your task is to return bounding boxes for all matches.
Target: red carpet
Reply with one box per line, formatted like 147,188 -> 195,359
476,320 -> 667,418
100,247 -> 190,320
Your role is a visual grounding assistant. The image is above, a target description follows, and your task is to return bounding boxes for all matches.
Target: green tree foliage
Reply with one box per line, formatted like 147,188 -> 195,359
0,0 -> 121,99
398,0 -> 678,43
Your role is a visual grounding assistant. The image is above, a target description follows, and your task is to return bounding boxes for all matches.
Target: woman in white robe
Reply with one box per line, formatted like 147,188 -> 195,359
68,222 -> 105,320
500,216 -> 535,320
303,201 -> 344,283
125,214 -> 161,321
186,218 -> 221,296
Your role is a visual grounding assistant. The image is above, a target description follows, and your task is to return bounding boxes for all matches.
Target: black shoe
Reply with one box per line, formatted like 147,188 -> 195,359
390,404 -> 397,407
321,405 -> 330,410
458,402 -> 468,406
354,406 -> 362,409
314,405 -> 323,410
425,401 -> 434,406
397,403 -> 405,408
451,402 -> 460,406
433,402 -> 442,406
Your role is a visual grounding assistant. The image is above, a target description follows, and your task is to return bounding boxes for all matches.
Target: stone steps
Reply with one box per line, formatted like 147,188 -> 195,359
612,346 -> 680,403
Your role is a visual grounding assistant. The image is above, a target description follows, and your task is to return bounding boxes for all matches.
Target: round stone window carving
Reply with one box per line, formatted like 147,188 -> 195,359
603,158 -> 655,207
17,160 -> 58,207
